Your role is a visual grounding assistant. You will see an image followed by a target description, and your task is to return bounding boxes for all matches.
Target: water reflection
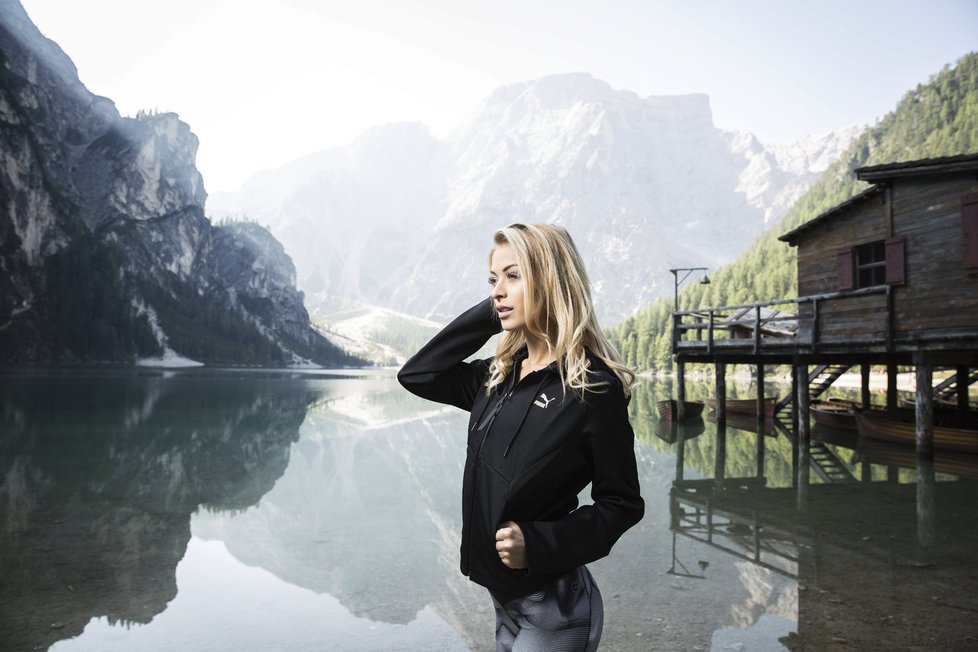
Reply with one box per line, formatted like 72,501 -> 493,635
654,377 -> 978,651
1,372 -> 976,651
0,369 -> 319,652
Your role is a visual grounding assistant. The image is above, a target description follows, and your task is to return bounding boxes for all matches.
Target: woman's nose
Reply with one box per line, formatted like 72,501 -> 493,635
492,280 -> 505,298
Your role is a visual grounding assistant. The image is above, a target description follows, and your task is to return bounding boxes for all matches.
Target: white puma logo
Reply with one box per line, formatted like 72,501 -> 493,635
534,393 -> 555,409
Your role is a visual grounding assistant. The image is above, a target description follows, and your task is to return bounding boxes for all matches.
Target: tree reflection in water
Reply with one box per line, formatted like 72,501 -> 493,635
0,369 -> 319,652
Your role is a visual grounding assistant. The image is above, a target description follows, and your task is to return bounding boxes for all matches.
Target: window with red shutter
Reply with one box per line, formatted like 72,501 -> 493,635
885,236 -> 905,285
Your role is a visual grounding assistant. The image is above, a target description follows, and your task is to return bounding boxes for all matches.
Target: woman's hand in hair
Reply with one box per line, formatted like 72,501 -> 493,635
495,521 -> 527,569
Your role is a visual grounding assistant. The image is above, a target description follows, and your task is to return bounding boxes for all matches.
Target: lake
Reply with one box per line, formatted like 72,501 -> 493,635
2,367 -> 977,651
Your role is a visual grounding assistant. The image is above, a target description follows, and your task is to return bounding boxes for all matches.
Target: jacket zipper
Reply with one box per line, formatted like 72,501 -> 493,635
464,387 -> 512,574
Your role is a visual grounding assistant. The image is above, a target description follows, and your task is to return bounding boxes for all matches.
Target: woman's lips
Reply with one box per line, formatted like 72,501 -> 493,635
497,306 -> 512,319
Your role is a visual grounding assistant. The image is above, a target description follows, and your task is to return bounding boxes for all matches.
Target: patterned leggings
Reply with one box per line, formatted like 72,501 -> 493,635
491,566 -> 603,652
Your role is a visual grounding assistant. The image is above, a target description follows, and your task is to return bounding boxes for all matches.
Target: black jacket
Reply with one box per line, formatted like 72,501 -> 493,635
397,298 -> 644,603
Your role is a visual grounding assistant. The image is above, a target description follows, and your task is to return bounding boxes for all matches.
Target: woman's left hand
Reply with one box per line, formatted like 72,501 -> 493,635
495,521 -> 527,569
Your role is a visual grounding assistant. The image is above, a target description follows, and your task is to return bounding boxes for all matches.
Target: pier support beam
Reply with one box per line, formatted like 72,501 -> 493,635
715,362 -> 727,426
887,362 -> 899,412
790,363 -> 799,432
794,363 -> 810,504
914,352 -> 935,457
676,360 -> 687,421
861,364 -> 872,408
957,365 -> 970,419
756,364 -> 766,431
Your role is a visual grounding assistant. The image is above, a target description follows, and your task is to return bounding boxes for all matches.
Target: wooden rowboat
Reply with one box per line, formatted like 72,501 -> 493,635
810,399 -> 860,431
854,409 -> 978,454
656,399 -> 705,421
705,397 -> 777,418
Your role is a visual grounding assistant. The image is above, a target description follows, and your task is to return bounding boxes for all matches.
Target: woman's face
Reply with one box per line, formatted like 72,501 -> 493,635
489,243 -> 526,332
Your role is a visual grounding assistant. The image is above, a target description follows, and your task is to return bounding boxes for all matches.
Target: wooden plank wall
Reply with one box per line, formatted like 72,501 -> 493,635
793,171 -> 978,343
892,174 -> 978,333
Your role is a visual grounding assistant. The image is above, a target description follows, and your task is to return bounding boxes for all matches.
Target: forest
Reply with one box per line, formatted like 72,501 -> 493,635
609,52 -> 978,373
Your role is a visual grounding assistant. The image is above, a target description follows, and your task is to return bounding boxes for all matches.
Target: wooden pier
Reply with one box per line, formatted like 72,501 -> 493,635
671,153 -> 978,453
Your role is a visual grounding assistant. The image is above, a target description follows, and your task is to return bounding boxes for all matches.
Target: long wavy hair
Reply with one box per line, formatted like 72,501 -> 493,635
485,223 -> 636,399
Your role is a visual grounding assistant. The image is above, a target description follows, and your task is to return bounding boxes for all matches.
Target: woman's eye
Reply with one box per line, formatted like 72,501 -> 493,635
508,273 -> 520,280
487,277 -> 497,286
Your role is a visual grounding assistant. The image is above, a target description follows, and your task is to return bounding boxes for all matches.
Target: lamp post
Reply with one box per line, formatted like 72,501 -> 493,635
669,267 -> 710,312
669,267 -> 710,422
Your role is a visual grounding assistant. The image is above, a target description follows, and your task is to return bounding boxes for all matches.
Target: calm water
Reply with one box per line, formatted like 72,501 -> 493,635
2,368 -> 977,651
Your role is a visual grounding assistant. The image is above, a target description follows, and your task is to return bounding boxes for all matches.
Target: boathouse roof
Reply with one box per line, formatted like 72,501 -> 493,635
779,152 -> 978,245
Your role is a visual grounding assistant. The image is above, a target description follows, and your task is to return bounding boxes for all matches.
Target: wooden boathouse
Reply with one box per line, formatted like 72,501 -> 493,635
671,152 -> 978,453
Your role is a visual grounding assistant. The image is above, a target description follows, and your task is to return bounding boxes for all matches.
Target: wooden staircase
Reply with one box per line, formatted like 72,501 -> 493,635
774,364 -> 852,414
933,368 -> 978,402
808,441 -> 856,483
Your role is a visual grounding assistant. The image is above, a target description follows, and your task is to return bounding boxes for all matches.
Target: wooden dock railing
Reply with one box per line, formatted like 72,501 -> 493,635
672,286 -> 893,356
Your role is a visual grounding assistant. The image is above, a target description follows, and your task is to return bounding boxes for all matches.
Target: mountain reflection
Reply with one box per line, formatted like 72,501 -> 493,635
191,381 -> 491,642
0,370 -> 320,652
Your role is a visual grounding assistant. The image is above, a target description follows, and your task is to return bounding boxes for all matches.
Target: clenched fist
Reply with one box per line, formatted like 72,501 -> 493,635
495,521 -> 527,569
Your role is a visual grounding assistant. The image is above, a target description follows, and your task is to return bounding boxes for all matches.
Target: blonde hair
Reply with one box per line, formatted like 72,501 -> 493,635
486,223 -> 636,399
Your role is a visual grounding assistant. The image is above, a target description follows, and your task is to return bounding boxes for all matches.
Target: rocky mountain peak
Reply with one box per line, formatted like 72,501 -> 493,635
0,1 -> 360,366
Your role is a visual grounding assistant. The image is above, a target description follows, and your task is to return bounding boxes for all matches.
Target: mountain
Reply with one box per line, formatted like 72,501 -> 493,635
209,74 -> 860,353
0,0 -> 361,366
610,52 -> 978,372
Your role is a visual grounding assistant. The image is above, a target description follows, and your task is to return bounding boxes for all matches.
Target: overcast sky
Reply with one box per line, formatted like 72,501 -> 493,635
18,0 -> 978,193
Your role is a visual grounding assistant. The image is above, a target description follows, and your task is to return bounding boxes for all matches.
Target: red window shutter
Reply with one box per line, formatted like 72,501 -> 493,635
964,193 -> 978,270
837,250 -> 854,291
885,236 -> 905,285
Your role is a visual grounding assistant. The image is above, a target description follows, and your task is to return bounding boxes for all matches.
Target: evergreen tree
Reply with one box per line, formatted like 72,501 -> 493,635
610,52 -> 978,372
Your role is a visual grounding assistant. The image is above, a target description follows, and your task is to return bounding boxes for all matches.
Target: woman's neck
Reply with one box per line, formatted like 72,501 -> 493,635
523,333 -> 554,367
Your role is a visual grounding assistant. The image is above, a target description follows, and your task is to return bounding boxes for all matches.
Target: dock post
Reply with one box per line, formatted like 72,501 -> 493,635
957,365 -> 970,420
914,351 -> 934,457
756,363 -> 766,432
861,364 -> 872,408
886,361 -> 899,412
676,360 -> 686,421
715,362 -> 727,426
795,363 -> 810,501
790,362 -> 799,432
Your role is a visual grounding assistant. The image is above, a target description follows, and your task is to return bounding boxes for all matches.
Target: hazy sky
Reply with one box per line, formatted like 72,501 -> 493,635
19,0 -> 978,193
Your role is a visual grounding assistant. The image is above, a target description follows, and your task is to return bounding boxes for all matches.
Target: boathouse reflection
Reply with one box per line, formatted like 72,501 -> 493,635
666,416 -> 978,650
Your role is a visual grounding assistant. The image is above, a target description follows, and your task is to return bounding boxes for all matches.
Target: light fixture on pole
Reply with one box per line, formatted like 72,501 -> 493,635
669,267 -> 710,312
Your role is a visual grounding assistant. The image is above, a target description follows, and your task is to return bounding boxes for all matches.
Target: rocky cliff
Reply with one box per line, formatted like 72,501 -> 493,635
210,74 -> 861,334
0,0 -> 359,366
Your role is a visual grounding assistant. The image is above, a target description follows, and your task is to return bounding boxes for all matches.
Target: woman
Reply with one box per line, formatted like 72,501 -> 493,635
398,223 -> 644,651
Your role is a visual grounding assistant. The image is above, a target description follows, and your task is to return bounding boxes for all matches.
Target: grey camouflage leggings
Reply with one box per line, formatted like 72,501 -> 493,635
491,566 -> 603,652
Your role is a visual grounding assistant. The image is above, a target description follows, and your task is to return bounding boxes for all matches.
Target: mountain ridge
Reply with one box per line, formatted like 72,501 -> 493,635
0,0 -> 361,366
209,73 -> 861,358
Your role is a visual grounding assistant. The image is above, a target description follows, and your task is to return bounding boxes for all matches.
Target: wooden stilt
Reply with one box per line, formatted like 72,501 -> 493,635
957,365 -> 970,420
677,360 -> 686,421
887,362 -> 899,412
756,364 -> 766,431
795,363 -> 810,502
796,363 -> 811,445
915,352 -> 934,457
861,364 -> 872,408
790,362 -> 799,432
715,362 -> 726,426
